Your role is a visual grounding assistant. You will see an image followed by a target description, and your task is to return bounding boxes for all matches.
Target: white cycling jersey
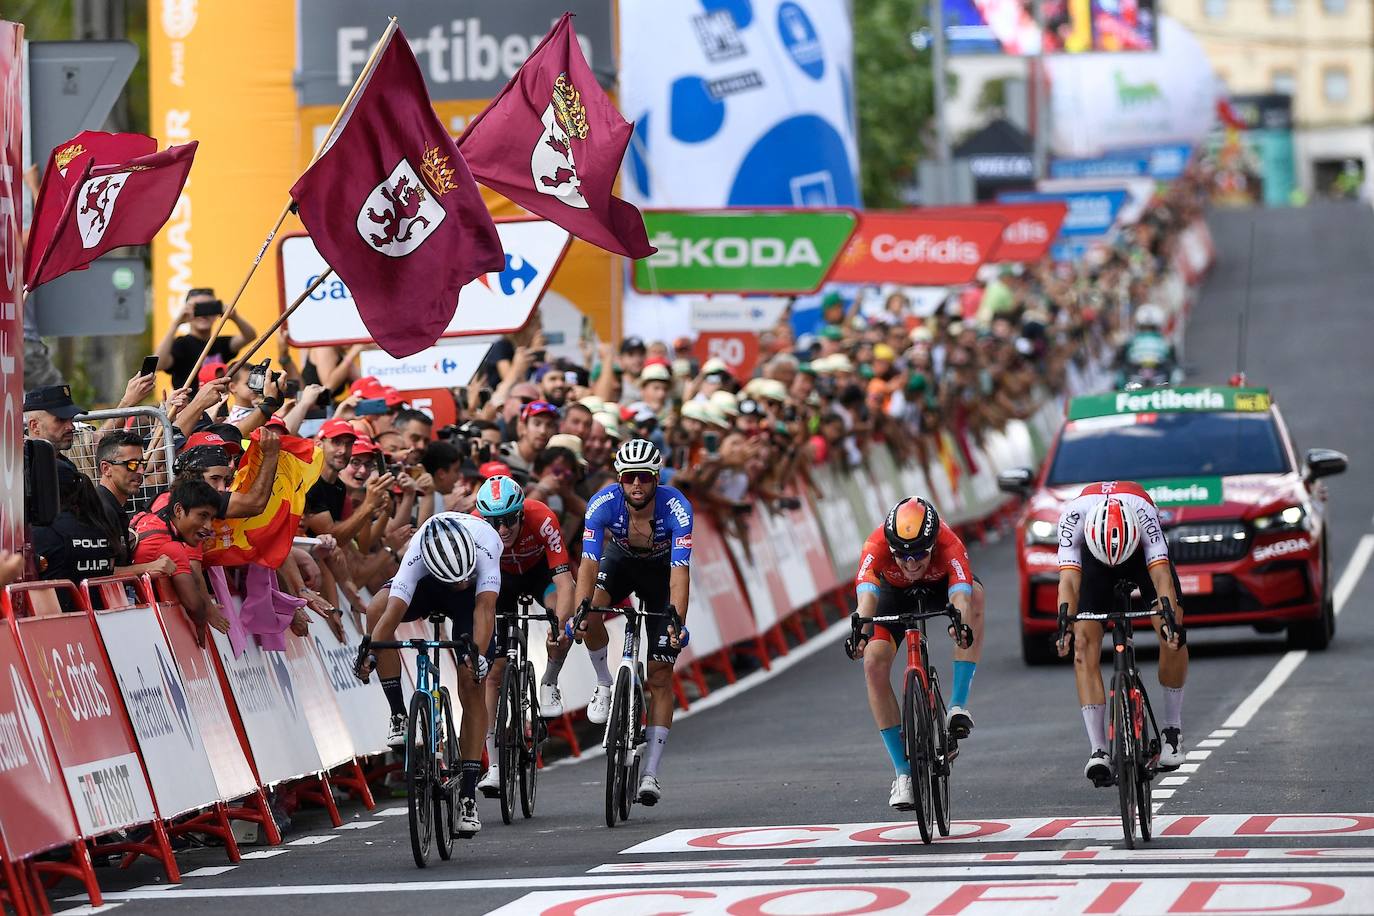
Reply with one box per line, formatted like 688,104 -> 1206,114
389,512 -> 503,608
1057,481 -> 1170,570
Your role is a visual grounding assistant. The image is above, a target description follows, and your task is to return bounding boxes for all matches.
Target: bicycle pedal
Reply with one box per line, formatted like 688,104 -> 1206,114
1090,772 -> 1116,789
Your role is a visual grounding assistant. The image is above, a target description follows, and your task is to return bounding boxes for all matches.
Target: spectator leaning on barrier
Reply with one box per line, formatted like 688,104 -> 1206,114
33,461 -> 122,606
132,479 -> 230,643
95,430 -> 150,567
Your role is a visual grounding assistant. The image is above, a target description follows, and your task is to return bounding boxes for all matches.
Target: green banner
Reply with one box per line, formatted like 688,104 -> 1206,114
1068,387 -> 1272,420
632,210 -> 858,294
1140,477 -> 1226,506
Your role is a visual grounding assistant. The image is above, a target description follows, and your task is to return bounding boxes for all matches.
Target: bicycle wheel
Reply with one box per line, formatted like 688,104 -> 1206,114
519,661 -> 540,818
1132,684 -> 1154,842
604,669 -> 631,828
902,669 -> 934,844
405,692 -> 435,868
621,683 -> 646,823
497,663 -> 519,825
929,670 -> 952,837
1111,675 -> 1137,849
435,688 -> 459,861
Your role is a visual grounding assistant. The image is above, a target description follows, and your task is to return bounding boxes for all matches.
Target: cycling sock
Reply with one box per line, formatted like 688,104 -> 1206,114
380,677 -> 405,719
1082,704 -> 1106,752
1161,686 -> 1185,730
459,759 -> 482,799
950,660 -> 976,708
485,727 -> 496,764
879,725 -> 906,775
643,726 -> 669,778
542,655 -> 565,687
588,646 -> 613,686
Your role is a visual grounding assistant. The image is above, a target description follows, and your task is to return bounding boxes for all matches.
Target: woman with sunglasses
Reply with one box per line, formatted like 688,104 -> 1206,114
471,475 -> 576,798
571,438 -> 693,808
847,496 -> 986,811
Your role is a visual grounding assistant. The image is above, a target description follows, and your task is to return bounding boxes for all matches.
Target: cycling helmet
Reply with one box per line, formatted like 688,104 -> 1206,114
884,496 -> 940,557
420,512 -> 478,584
614,438 -> 662,476
475,475 -> 524,518
1085,497 -> 1140,567
1134,304 -> 1166,330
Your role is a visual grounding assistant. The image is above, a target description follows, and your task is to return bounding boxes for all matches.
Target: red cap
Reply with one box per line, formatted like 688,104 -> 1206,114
263,416 -> 289,432
350,435 -> 379,457
520,400 -> 559,421
351,375 -> 407,408
318,418 -> 358,441
183,431 -> 229,452
198,362 -> 228,386
478,460 -> 511,479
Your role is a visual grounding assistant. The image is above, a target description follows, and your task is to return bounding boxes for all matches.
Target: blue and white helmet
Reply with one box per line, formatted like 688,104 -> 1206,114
475,475 -> 525,518
420,512 -> 478,584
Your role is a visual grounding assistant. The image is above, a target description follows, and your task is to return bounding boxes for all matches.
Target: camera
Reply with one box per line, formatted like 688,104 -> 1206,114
192,298 -> 224,318
246,359 -> 271,394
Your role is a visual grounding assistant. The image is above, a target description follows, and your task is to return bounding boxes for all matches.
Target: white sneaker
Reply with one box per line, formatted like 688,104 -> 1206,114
1085,749 -> 1112,786
386,713 -> 406,750
947,706 -> 974,740
457,796 -> 481,837
1159,728 -> 1185,770
586,683 -> 613,725
539,683 -> 564,718
477,765 -> 500,798
637,774 -> 661,806
888,774 -> 915,810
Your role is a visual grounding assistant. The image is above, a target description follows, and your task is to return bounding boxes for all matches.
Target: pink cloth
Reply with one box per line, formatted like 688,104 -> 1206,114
238,563 -> 307,652
207,566 -> 252,657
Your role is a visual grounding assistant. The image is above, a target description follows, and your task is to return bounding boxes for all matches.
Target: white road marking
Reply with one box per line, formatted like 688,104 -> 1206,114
335,821 -> 382,830
1153,788 -> 1176,799
1197,739 -> 1225,748
375,807 -> 408,817
55,905 -> 123,914
238,850 -> 289,860
1175,763 -> 1201,773
1186,749 -> 1212,760
1333,533 -> 1374,616
1159,776 -> 1189,786
287,835 -> 337,845
1210,729 -> 1237,739
181,866 -> 238,878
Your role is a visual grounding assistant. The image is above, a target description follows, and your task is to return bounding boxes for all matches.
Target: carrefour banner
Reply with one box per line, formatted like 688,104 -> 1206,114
1050,144 -> 1192,182
618,0 -> 859,209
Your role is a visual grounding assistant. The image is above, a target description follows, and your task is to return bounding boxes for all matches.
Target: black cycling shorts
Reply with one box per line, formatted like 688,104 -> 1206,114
872,576 -> 982,648
594,539 -> 677,665
492,564 -> 557,657
1077,551 -> 1183,621
390,577 -> 497,660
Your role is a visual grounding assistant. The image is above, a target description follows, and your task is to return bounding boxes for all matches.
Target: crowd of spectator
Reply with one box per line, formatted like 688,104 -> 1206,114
12,169 -> 1208,650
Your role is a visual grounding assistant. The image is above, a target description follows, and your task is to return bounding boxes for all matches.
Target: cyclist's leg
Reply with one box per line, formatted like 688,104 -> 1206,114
864,588 -> 907,775
445,588 -> 489,807
366,583 -> 424,731
1144,561 -> 1188,761
584,545 -> 630,690
948,577 -> 984,733
483,583 -> 519,775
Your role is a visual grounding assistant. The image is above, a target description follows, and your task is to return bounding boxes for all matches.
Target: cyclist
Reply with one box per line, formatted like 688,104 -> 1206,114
356,512 -> 501,837
570,438 -> 691,807
1055,482 -> 1188,785
469,475 -> 576,798
848,496 -> 986,810
1117,303 -> 1181,386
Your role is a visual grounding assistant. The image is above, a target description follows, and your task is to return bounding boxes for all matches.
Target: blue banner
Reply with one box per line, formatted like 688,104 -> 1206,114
998,190 -> 1128,238
1050,144 -> 1192,182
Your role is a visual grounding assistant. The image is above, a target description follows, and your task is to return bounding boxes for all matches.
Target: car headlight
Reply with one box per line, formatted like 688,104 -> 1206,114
1026,519 -> 1058,545
1252,505 -> 1307,532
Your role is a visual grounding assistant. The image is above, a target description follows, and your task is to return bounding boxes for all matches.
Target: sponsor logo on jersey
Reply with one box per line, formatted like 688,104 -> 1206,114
539,515 -> 563,554
586,489 -> 618,516
675,534 -> 693,550
666,496 -> 691,529
1252,537 -> 1310,563
582,528 -> 595,541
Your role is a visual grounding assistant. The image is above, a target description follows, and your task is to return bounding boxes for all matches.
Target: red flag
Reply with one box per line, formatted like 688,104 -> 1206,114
289,28 -> 503,358
459,14 -> 654,260
25,141 -> 196,291
202,433 -> 323,568
24,130 -> 157,287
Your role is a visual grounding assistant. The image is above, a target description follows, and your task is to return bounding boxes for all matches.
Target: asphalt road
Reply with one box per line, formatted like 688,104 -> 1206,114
56,203 -> 1374,915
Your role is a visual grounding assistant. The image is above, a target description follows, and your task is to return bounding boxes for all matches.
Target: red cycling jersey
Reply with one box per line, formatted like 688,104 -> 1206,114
479,499 -> 571,576
855,518 -> 974,593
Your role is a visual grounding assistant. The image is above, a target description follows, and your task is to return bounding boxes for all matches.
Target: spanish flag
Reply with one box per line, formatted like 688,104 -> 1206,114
202,433 -> 323,568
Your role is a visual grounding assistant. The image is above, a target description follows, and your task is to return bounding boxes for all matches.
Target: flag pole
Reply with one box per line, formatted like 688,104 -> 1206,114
183,17 -> 399,390
226,268 -> 335,375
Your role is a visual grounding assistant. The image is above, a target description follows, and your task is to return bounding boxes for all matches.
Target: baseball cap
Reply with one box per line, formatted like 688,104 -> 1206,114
478,460 -> 512,479
521,400 -> 560,421
593,411 -> 624,440
753,379 -> 788,403
709,390 -> 740,417
350,376 -> 406,407
207,423 -> 246,457
639,363 -> 672,384
620,336 -> 647,354
700,357 -> 732,378
183,431 -> 230,452
545,433 -> 588,468
319,418 -> 359,441
578,395 -> 605,413
23,384 -> 83,420
198,361 -> 228,386
873,343 -> 896,362
350,436 -> 379,457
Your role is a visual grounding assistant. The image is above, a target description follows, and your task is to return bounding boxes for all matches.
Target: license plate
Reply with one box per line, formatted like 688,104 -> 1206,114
1178,572 -> 1213,595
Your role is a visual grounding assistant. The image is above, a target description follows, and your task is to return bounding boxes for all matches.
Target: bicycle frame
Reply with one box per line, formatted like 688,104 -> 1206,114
604,602 -> 647,752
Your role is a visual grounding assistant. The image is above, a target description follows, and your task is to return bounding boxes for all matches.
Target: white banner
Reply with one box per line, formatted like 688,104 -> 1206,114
279,219 -> 571,347
687,296 -> 790,332
284,630 -> 355,770
95,607 -> 222,819
311,609 -> 391,759
358,339 -> 496,393
64,752 -> 157,836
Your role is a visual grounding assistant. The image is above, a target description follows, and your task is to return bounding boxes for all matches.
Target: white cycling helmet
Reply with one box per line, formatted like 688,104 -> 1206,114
1085,497 -> 1141,567
1134,303 -> 1166,330
614,438 -> 662,476
420,512 -> 478,584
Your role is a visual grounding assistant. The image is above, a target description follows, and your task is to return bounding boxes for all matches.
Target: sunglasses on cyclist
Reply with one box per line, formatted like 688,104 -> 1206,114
619,471 -> 657,487
105,458 -> 147,472
892,547 -> 931,562
486,510 -> 523,531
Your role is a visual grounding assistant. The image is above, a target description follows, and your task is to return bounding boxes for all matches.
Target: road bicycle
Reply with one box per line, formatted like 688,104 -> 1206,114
847,590 -> 972,844
1059,582 -> 1183,849
491,594 -> 557,824
570,598 -> 682,828
356,616 -> 481,868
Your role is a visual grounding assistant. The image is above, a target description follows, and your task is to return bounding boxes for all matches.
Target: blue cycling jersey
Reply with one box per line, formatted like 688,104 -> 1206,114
582,482 -> 693,567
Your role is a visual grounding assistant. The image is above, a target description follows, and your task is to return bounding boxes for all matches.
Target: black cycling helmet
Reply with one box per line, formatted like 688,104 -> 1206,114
884,496 -> 940,557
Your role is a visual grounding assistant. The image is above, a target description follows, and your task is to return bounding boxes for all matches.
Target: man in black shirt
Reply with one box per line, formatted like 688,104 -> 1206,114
304,419 -> 357,531
95,430 -> 146,564
154,287 -> 258,388
33,463 -> 119,607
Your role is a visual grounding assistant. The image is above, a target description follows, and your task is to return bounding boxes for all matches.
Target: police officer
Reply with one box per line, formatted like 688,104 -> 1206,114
33,463 -> 121,609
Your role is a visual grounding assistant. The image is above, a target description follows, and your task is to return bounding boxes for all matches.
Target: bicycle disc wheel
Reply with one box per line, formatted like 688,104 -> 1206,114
435,688 -> 458,861
519,662 -> 540,819
1112,677 -> 1137,849
929,671 -> 952,837
498,663 -> 519,825
405,692 -> 435,868
903,669 -> 933,844
604,669 -> 631,828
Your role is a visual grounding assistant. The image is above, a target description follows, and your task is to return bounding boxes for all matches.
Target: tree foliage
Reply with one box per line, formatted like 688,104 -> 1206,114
853,0 -> 936,208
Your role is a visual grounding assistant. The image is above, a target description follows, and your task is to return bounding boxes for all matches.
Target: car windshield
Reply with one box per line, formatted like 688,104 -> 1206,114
1047,411 -> 1289,486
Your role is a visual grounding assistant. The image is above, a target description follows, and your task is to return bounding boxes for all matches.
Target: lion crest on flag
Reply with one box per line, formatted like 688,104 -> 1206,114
356,148 -> 457,258
76,171 -> 130,249
530,73 -> 591,210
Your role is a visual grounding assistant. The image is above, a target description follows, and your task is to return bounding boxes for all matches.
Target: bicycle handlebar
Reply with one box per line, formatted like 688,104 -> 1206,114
1057,597 -> 1185,647
569,600 -> 681,645
845,606 -> 972,660
353,631 -> 485,683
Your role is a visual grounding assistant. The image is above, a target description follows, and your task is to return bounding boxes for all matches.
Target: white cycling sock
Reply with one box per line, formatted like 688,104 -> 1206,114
644,726 -> 669,778
1162,686 -> 1185,730
1082,704 -> 1106,752
485,727 -> 496,764
542,655 -> 565,687
588,646 -> 613,686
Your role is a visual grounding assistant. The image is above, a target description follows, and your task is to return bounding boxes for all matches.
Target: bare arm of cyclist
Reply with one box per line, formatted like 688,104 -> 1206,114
1056,567 -> 1082,656
669,564 -> 690,629
471,590 -> 496,671
1147,561 -> 1184,649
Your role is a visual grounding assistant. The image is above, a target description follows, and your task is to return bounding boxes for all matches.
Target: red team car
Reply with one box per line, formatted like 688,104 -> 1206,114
1001,385 -> 1347,664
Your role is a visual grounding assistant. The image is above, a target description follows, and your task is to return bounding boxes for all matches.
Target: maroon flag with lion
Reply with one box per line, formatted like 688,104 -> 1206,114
290,27 -> 504,358
459,14 -> 654,260
26,141 -> 196,292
